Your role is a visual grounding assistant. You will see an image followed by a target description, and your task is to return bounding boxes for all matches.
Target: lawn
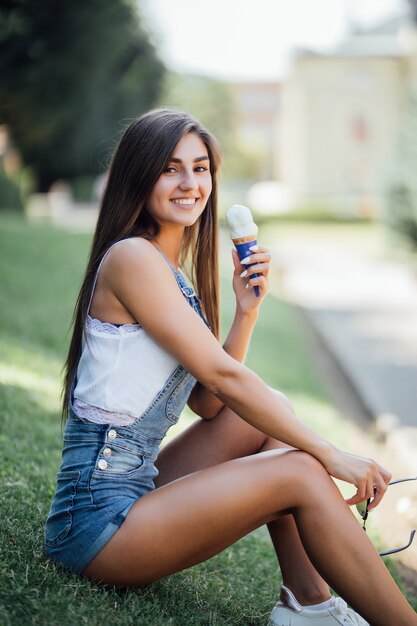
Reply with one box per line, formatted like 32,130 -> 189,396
0,213 -> 415,625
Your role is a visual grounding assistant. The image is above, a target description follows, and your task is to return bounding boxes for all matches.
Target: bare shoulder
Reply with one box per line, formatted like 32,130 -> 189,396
103,236 -> 184,317
103,237 -> 172,284
105,237 -> 160,268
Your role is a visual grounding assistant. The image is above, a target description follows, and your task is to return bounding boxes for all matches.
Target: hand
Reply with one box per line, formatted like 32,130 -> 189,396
232,245 -> 271,315
320,447 -> 392,511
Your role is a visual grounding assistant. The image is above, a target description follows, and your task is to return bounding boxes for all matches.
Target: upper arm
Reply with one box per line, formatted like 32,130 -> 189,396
105,239 -> 234,390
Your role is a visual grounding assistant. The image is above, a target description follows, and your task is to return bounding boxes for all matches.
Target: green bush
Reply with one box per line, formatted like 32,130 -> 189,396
70,175 -> 96,202
0,164 -> 23,211
385,180 -> 417,249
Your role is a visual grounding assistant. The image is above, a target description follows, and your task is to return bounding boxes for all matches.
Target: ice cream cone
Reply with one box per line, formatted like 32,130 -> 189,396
232,234 -> 257,246
226,204 -> 260,297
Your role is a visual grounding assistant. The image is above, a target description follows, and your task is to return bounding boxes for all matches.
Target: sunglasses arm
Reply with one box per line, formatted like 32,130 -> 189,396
389,477 -> 417,486
379,529 -> 416,557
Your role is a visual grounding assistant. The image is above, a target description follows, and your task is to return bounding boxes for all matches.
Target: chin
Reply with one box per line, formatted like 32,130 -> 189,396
177,213 -> 203,228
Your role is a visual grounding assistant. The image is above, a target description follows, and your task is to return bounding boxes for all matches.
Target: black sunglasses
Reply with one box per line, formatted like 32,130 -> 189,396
356,477 -> 417,556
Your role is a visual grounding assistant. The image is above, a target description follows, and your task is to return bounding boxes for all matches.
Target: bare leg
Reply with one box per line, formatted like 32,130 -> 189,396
83,447 -> 417,625
263,437 -> 331,605
155,405 -> 330,605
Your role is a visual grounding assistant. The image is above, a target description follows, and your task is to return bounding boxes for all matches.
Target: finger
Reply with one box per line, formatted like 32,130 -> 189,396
249,244 -> 269,254
368,490 -> 385,511
246,275 -> 268,291
347,475 -> 387,510
368,475 -> 388,511
346,492 -> 365,507
378,464 -> 392,486
240,262 -> 270,278
345,478 -> 368,506
346,490 -> 372,507
241,252 -> 271,265
365,479 -> 376,501
346,493 -> 364,506
365,461 -> 389,510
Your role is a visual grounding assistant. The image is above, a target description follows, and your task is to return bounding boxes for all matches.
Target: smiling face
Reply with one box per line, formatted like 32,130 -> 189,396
146,132 -> 212,230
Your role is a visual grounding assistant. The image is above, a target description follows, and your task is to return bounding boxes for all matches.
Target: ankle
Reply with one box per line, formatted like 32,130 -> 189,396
280,584 -> 331,607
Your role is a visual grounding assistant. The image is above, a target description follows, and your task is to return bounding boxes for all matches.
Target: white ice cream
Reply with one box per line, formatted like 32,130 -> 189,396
225,204 -> 258,240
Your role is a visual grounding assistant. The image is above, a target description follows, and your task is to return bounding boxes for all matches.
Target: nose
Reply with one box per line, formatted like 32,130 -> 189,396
179,168 -> 198,191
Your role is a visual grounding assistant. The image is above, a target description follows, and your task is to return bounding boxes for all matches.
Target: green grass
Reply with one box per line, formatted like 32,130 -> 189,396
0,214 -> 415,625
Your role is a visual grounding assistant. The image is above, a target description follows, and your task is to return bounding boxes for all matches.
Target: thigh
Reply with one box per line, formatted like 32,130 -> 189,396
82,448 -> 318,587
155,401 -> 290,487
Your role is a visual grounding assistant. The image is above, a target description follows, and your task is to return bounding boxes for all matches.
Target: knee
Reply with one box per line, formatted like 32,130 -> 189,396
263,449 -> 332,509
293,450 -> 327,473
284,450 -> 330,489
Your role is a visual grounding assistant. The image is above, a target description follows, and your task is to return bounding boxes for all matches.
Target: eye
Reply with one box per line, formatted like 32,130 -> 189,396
195,165 -> 208,172
165,165 -> 178,174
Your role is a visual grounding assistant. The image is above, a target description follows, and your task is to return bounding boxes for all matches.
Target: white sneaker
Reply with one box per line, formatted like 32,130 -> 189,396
268,586 -> 369,626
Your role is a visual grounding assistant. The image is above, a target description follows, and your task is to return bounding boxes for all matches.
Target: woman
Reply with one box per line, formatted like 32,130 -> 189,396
45,108 -> 417,626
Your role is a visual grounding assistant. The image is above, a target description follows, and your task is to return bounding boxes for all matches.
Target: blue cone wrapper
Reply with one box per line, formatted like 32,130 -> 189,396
234,239 -> 260,297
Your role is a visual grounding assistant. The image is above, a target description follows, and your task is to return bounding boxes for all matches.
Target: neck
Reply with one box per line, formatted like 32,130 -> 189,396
152,229 -> 184,270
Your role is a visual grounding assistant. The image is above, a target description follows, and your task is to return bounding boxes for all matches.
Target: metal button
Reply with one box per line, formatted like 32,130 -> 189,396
103,447 -> 112,457
98,459 -> 108,470
108,429 -> 117,439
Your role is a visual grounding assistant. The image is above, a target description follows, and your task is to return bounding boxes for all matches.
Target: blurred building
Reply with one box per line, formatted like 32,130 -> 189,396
229,82 -> 280,180
278,13 -> 417,217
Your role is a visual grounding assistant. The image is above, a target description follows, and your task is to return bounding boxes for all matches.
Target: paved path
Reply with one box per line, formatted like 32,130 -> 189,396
271,236 -> 417,432
268,233 -> 417,578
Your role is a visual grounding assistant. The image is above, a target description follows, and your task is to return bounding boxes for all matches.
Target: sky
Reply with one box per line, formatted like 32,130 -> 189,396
140,0 -> 407,82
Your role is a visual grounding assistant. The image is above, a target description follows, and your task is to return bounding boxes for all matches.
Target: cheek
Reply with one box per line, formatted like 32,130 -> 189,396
148,182 -> 171,209
204,178 -> 212,197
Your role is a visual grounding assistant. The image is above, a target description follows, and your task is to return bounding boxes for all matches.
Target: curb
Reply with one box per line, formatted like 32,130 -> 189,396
297,304 -> 417,478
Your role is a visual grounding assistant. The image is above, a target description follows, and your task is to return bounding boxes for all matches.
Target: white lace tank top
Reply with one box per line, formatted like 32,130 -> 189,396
72,240 -> 188,425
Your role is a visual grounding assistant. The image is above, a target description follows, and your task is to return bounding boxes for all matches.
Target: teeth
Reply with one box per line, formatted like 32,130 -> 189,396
172,198 -> 196,205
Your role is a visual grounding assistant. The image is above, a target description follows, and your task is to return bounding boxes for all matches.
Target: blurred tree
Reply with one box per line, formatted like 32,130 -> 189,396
160,72 -> 263,182
160,72 -> 235,145
0,0 -> 165,191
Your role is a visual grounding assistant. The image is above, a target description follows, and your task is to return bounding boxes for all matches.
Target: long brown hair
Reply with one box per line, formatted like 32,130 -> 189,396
62,108 -> 222,420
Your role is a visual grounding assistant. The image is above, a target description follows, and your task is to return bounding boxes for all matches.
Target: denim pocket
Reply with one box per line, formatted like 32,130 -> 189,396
44,470 -> 80,548
166,372 -> 196,423
90,443 -> 146,480
89,450 -> 154,506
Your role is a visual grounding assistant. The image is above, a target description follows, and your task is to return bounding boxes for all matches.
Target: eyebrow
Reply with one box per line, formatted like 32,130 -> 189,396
170,156 -> 209,163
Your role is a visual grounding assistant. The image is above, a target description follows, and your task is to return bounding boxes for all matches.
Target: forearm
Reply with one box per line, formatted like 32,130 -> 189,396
189,309 -> 258,419
222,307 -> 258,362
215,363 -> 335,463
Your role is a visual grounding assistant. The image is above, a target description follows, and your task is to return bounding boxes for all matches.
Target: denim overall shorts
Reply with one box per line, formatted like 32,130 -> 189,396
44,256 -> 207,575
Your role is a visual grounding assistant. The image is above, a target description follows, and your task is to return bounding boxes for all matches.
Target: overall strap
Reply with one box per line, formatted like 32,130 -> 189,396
151,244 -> 178,273
151,245 -> 192,293
151,246 -> 206,324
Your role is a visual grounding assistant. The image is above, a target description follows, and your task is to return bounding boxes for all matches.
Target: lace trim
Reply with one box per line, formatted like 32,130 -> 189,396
87,315 -> 141,335
73,399 -> 136,425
